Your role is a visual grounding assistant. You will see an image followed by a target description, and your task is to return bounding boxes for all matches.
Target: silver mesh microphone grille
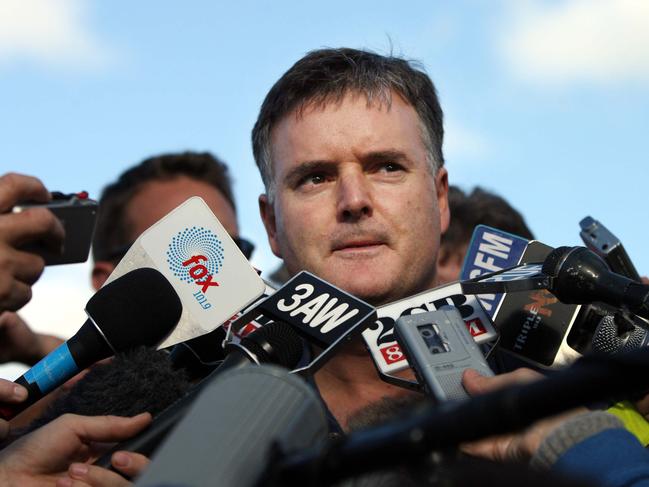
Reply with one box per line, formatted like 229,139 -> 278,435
592,315 -> 648,354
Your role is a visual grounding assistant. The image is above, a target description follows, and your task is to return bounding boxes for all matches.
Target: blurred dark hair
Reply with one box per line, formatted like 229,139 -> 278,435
252,47 -> 444,200
92,151 -> 236,262
441,186 -> 534,251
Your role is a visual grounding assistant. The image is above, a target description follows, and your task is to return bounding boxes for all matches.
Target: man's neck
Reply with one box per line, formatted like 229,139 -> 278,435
314,339 -> 417,431
311,277 -> 442,430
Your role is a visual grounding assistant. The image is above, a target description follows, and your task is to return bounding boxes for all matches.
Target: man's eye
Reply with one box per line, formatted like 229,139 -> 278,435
379,162 -> 403,173
310,174 -> 326,184
299,173 -> 327,187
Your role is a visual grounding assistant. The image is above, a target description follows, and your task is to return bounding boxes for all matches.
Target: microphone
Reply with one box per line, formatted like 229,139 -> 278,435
135,365 -> 328,487
459,233 -> 641,369
100,272 -> 376,468
93,319 -> 305,467
168,326 -> 228,379
542,246 -> 649,320
460,224 -> 534,317
102,197 -> 266,349
169,281 -> 278,380
272,347 -> 649,485
227,270 -> 377,375
459,225 -> 587,370
0,268 -> 182,420
592,314 -> 649,354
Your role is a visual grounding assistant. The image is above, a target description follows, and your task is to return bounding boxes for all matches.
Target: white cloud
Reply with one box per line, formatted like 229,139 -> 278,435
0,0 -> 115,70
444,120 -> 491,162
500,0 -> 649,85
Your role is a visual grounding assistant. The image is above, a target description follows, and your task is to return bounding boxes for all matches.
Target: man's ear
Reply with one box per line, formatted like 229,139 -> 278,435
259,194 -> 282,258
91,261 -> 115,291
435,167 -> 450,235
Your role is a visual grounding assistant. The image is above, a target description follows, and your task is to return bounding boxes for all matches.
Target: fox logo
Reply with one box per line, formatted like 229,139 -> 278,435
182,255 -> 219,293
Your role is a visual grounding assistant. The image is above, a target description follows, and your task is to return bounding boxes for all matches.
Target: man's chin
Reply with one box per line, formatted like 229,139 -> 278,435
319,272 -> 398,306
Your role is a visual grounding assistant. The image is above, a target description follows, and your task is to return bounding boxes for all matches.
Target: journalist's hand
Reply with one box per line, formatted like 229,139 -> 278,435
0,173 -> 64,312
0,413 -> 151,487
460,368 -> 586,463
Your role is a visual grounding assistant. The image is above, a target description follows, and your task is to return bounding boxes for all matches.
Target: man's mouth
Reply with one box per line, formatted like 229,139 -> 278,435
332,239 -> 386,253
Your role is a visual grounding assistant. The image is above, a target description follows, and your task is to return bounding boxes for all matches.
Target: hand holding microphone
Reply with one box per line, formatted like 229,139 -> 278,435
0,380 -> 27,441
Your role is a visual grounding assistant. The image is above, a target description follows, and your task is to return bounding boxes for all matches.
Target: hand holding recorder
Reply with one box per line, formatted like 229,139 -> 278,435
0,173 -> 65,312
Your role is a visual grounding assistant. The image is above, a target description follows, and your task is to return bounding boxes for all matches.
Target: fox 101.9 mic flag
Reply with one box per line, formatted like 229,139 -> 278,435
104,197 -> 266,349
0,267 -> 182,420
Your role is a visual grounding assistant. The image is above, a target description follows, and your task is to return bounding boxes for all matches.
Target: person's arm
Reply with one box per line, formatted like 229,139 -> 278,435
536,413 -> 649,487
0,413 -> 151,487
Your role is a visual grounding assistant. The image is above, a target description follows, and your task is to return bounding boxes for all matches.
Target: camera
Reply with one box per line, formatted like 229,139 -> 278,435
12,191 -> 98,265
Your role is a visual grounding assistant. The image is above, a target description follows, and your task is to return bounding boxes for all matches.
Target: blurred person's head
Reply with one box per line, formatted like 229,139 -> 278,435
253,47 -> 449,305
91,151 -> 250,290
436,186 -> 534,284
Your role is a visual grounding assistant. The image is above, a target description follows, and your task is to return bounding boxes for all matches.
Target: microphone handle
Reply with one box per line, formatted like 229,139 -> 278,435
0,319 -> 112,420
93,347 -> 253,470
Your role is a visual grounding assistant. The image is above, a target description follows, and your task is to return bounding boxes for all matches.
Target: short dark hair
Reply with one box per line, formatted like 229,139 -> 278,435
252,47 -> 444,200
92,151 -> 235,262
441,186 -> 534,250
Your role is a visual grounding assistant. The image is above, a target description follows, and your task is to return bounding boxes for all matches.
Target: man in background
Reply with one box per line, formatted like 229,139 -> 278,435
436,185 -> 534,284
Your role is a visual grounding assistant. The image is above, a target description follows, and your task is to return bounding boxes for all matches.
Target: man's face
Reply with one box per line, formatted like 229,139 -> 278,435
260,92 -> 449,305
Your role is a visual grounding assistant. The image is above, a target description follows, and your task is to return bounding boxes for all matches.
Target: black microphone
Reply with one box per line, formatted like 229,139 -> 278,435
93,319 -> 305,468
0,268 -> 182,419
543,246 -> 649,320
229,270 -> 377,375
168,326 -> 228,379
169,302 -> 275,381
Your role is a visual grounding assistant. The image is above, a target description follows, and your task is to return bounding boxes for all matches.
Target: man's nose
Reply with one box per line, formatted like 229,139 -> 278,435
336,169 -> 373,222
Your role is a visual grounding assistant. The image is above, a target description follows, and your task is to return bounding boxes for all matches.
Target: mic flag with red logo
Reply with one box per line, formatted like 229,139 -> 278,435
103,197 -> 266,348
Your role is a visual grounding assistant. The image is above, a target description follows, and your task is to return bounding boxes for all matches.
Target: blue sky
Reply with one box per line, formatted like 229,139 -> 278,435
1,0 -> 647,365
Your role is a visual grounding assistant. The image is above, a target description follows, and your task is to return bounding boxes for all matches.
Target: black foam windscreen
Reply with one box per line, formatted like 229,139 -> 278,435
239,320 -> 304,369
85,268 -> 182,351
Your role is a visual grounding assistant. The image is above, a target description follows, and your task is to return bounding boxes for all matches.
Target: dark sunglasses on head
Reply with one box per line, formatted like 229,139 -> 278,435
102,236 -> 255,262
